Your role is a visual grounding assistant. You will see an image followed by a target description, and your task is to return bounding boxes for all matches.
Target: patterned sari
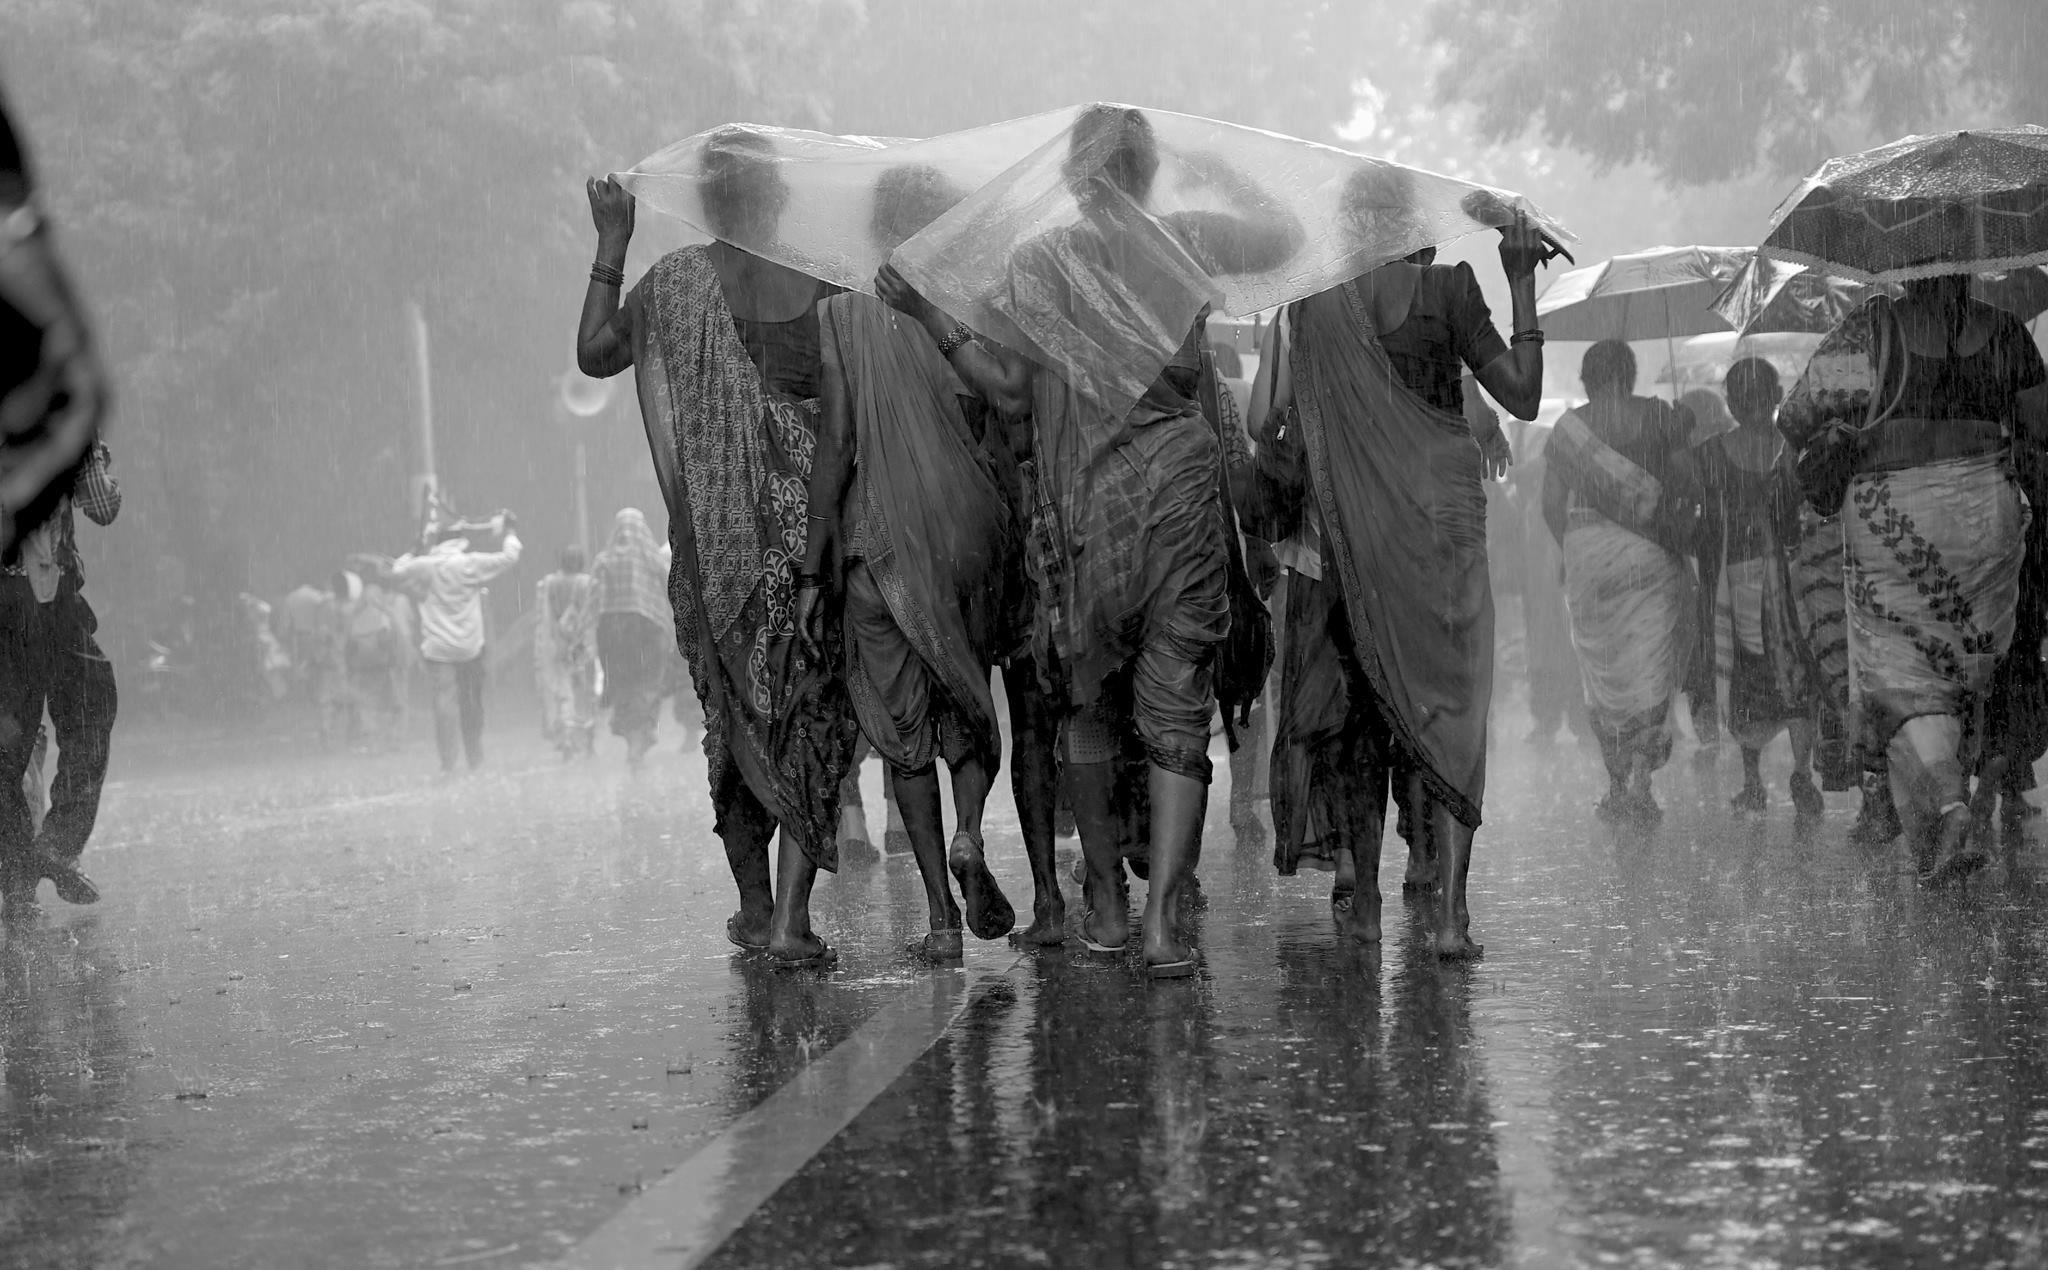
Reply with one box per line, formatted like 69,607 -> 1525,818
1778,300 -> 2033,768
627,246 -> 859,868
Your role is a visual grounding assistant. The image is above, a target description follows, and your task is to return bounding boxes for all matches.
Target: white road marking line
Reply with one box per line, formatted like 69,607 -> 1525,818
557,953 -> 1023,1269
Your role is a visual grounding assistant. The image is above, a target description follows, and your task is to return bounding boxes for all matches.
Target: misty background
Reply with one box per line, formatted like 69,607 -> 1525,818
8,0 -> 2040,716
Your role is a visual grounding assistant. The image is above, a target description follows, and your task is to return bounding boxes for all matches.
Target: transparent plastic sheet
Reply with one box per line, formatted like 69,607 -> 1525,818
617,105 -> 1568,417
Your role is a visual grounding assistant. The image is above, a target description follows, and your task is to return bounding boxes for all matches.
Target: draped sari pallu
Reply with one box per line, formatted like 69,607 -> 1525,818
820,293 -> 1014,776
1547,411 -> 1695,769
1271,279 -> 1494,860
632,246 -> 859,868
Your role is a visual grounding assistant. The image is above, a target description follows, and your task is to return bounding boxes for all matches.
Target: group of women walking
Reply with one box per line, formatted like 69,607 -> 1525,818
1545,278 -> 2048,886
563,101 -> 2047,978
571,106 -> 1561,973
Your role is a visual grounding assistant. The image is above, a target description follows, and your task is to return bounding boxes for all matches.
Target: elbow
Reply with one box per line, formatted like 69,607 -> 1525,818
574,343 -> 607,379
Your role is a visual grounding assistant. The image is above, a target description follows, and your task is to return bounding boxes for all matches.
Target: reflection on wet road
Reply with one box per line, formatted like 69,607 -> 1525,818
5,720 -> 2048,1266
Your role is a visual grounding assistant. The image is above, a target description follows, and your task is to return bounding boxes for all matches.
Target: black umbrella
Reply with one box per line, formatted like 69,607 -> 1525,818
1757,126 -> 2048,282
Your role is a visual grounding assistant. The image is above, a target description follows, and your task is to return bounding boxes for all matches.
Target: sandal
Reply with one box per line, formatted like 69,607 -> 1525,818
1078,909 -> 1127,955
1145,946 -> 1201,980
909,928 -> 964,961
725,914 -> 767,953
765,940 -> 839,970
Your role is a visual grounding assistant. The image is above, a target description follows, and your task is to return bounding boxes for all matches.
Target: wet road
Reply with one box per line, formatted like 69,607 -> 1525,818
5,707 -> 2048,1268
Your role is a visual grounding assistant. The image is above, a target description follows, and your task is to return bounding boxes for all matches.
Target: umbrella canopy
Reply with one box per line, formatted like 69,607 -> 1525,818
617,105 -> 1570,415
1713,255 -> 2048,334
1756,126 -> 2048,282
1535,245 -> 1751,341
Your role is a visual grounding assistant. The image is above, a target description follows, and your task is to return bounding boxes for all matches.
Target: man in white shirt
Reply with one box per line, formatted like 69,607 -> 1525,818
384,514 -> 521,773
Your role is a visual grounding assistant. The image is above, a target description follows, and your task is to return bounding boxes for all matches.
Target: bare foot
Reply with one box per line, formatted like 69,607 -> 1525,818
1080,902 -> 1128,952
1434,930 -> 1484,960
764,929 -> 836,967
910,928 -> 963,960
1012,896 -> 1068,947
1340,893 -> 1382,944
949,832 -> 1017,940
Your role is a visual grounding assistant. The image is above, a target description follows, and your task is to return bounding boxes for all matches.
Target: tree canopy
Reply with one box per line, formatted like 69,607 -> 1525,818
1428,0 -> 2048,186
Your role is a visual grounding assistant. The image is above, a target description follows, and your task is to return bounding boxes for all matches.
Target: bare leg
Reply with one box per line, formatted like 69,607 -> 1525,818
1788,719 -> 1825,821
946,754 -> 1015,940
718,772 -> 776,950
766,827 -> 831,962
1140,764 -> 1206,969
893,762 -> 962,953
1401,769 -> 1438,891
1432,803 -> 1481,959
1340,771 -> 1389,945
1067,759 -> 1128,950
1006,667 -> 1065,945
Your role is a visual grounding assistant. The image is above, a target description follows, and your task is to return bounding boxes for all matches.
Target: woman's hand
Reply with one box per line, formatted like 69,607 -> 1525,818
1479,427 -> 1513,480
794,583 -> 826,660
875,264 -> 940,329
1497,211 -> 1564,279
587,176 -> 635,244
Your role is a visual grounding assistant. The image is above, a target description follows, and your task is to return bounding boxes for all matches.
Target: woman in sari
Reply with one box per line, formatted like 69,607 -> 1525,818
576,132 -> 860,966
1778,275 -> 2047,882
794,164 -> 1040,959
1694,359 -> 1824,821
1246,172 -> 1553,960
877,104 -> 1299,976
1544,340 -> 1702,822
592,508 -> 672,768
534,545 -> 597,760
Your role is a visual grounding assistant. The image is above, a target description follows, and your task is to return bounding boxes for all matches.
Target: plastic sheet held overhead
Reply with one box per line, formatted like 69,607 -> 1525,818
616,105 -> 1569,416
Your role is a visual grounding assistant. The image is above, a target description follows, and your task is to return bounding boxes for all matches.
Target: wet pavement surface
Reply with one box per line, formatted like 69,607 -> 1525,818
6,708 -> 2048,1267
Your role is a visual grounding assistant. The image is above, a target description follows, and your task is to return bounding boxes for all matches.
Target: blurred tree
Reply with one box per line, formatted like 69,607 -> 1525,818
1427,0 -> 2048,185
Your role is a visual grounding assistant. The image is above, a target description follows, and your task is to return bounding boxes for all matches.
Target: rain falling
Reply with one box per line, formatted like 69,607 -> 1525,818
3,3 -> 2048,1266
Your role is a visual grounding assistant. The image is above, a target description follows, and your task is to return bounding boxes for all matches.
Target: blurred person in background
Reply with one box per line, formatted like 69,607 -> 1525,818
534,545 -> 598,760
1693,358 -> 1824,823
0,84 -> 109,555
591,508 -> 671,769
1505,413 -> 1588,744
365,512 -> 522,776
1545,340 -> 1702,823
0,436 -> 118,917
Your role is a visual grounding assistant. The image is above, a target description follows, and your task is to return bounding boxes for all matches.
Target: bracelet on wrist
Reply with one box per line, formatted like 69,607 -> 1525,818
1510,328 -> 1545,347
793,570 -> 825,588
590,261 -> 626,288
935,324 -> 976,358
